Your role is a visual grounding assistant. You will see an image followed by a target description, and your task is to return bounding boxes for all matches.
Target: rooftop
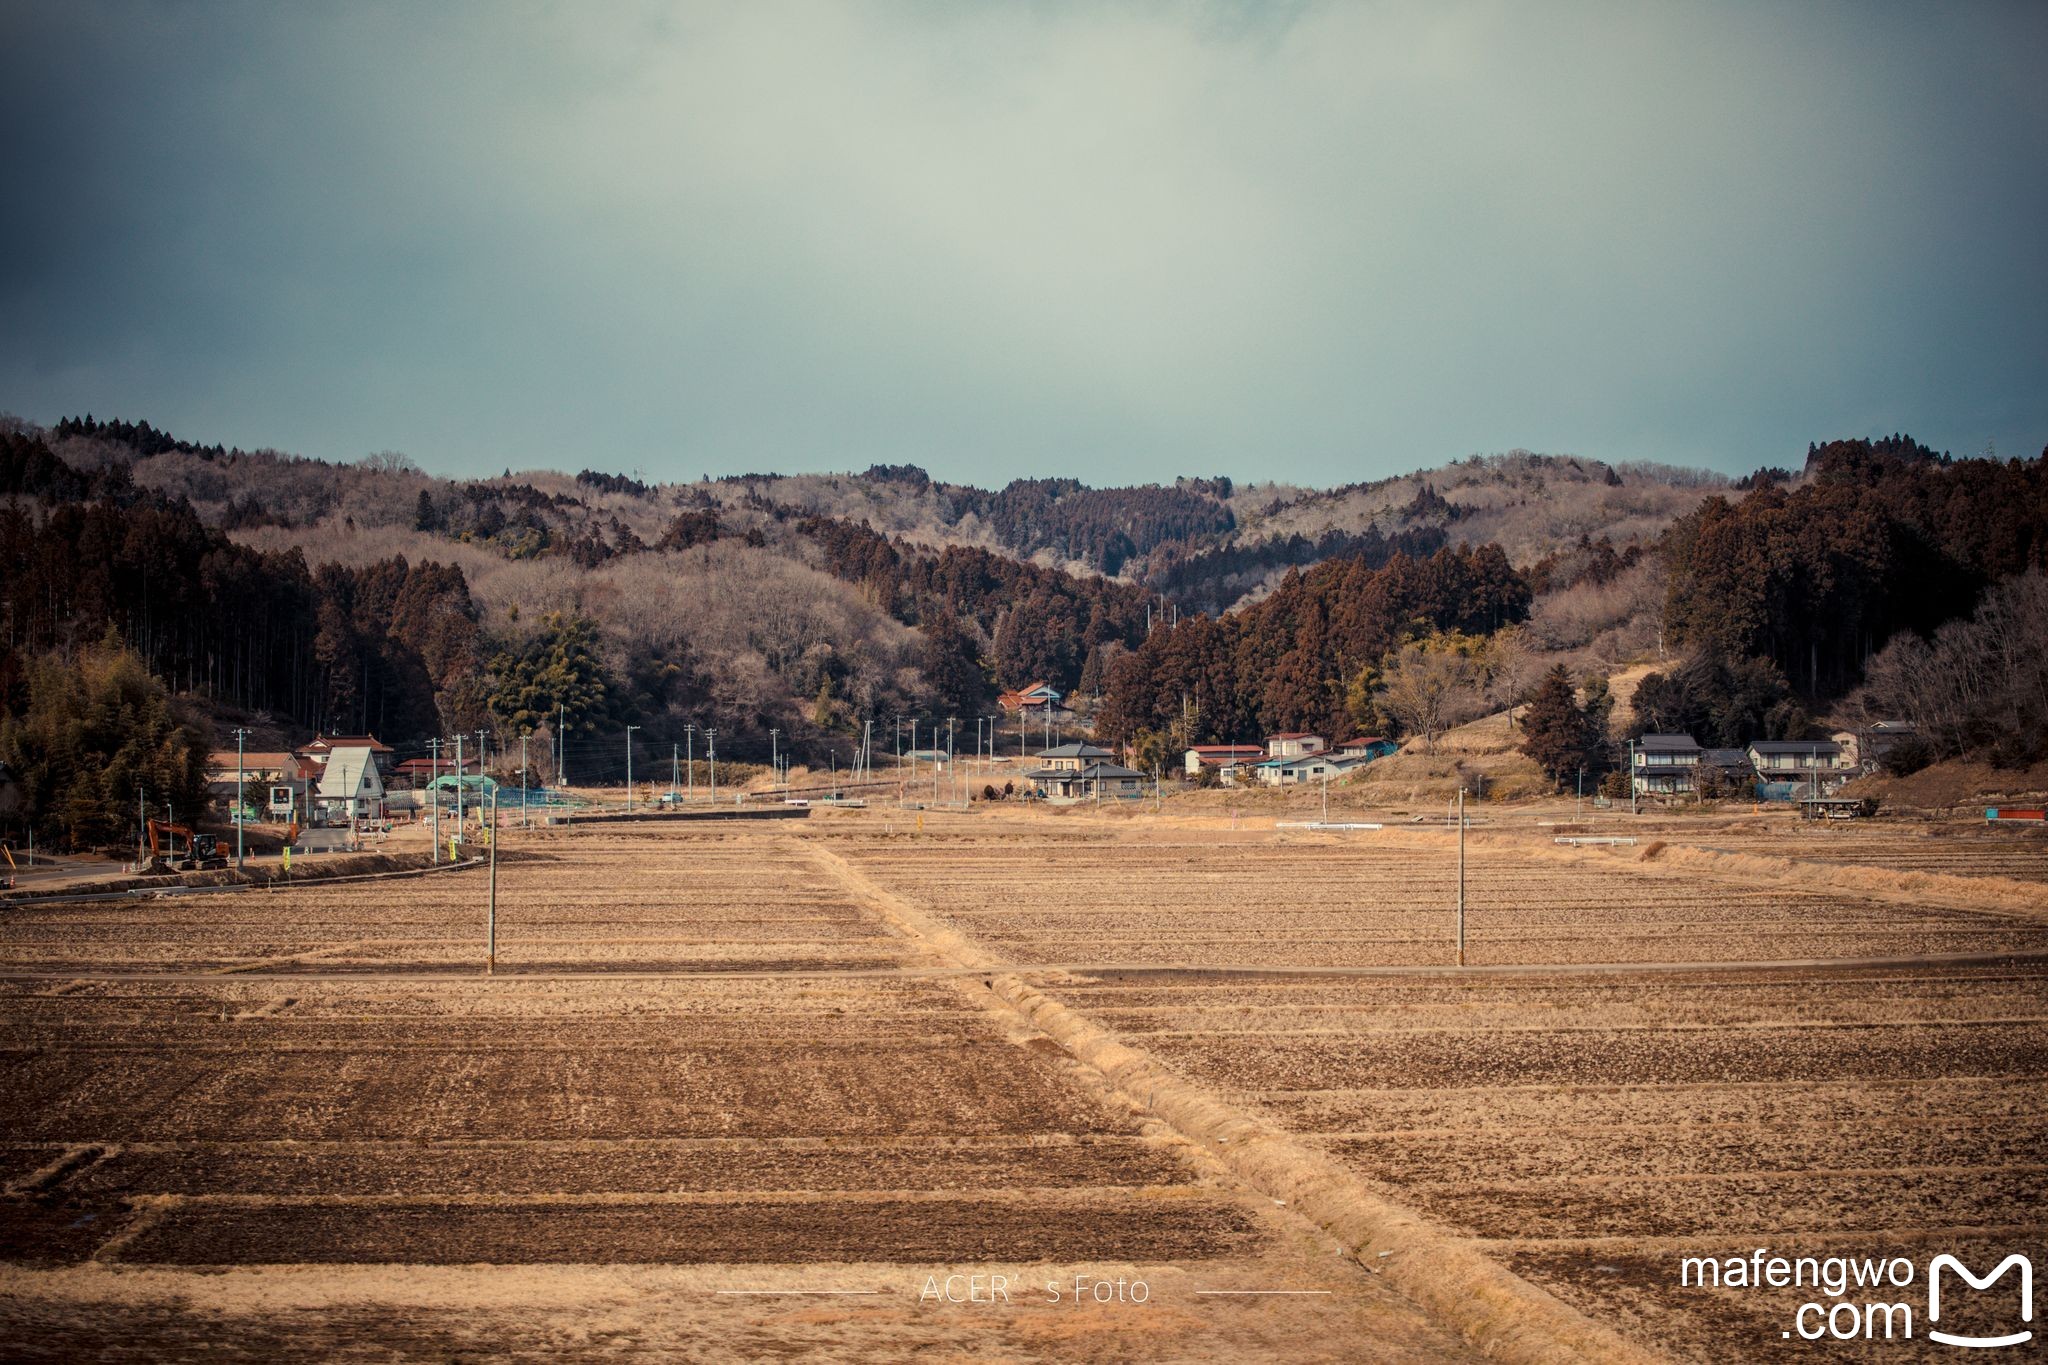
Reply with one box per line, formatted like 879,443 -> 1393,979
206,751 -> 298,771
1750,740 -> 1844,754
302,734 -> 394,753
1036,742 -> 1113,759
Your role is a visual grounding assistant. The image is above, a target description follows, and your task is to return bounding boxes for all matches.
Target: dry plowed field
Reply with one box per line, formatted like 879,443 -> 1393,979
839,820 -> 2048,1360
0,827 -> 1474,1362
836,831 -> 2048,968
1653,822 -> 2048,883
4,815 -> 2042,1359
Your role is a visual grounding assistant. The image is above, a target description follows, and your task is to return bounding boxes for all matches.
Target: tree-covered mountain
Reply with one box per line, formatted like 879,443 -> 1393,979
4,410 -> 2043,829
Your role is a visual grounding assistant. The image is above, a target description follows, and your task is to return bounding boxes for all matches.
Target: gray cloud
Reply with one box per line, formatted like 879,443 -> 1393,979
2,0 -> 2043,482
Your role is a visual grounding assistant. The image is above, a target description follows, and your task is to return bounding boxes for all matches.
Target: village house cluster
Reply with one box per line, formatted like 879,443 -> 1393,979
1184,733 -> 1399,787
203,734 -> 487,828
1630,722 -> 1917,801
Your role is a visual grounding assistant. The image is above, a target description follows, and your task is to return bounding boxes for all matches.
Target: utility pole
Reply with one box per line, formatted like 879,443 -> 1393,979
909,721 -> 918,780
429,737 -> 441,863
770,729 -> 780,785
521,732 -> 530,829
557,703 -> 566,789
455,733 -> 465,833
1629,739 -> 1638,815
137,785 -> 145,871
670,743 -> 679,803
477,728 -> 489,782
625,725 -> 640,812
1456,787 -> 1467,967
486,788 -> 498,975
232,727 -> 250,869
685,724 -> 696,803
706,729 -> 717,802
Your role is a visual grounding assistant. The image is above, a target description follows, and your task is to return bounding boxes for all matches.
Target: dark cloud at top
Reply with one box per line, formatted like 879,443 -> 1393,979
1,0 -> 2043,483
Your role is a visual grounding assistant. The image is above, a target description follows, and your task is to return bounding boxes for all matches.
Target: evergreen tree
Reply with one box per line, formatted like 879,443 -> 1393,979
920,611 -> 987,718
1519,664 -> 1601,788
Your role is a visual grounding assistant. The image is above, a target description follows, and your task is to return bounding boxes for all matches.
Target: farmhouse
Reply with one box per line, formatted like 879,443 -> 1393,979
315,744 -> 387,823
1265,732 -> 1327,758
1834,721 -> 1917,773
300,734 -> 397,781
1183,744 -> 1265,775
1255,752 -> 1349,786
1032,742 -> 1114,772
1335,736 -> 1399,760
997,682 -> 1064,714
1748,740 -> 1850,795
1632,733 -> 1703,796
206,750 -> 318,820
1023,743 -> 1143,800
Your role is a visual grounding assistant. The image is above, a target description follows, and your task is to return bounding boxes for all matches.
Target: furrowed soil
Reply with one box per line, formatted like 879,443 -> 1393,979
3,809 -> 2041,1360
0,824 -> 1472,1363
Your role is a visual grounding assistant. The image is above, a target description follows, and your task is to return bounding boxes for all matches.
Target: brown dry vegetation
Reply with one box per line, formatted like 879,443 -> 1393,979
2,808 -> 2041,1361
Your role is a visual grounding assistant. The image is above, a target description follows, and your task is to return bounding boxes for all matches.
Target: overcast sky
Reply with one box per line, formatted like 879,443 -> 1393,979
2,1 -> 2043,485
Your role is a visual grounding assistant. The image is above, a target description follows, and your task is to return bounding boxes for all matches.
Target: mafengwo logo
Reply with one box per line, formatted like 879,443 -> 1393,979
1681,1249 -> 2034,1345
1927,1254 -> 2032,1350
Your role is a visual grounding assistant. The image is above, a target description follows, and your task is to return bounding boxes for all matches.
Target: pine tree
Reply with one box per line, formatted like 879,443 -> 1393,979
1519,664 -> 1598,788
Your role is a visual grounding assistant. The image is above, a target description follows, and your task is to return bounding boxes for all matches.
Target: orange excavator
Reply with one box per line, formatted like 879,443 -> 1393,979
144,819 -> 227,874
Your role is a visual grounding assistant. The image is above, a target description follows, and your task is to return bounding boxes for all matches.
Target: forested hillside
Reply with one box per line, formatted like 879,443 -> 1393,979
4,411 -> 2044,835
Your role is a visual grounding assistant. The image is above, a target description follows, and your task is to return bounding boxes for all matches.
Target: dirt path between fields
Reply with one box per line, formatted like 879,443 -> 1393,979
799,839 -> 1659,1365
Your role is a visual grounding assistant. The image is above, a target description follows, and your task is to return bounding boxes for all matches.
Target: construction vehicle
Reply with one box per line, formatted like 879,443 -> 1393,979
144,819 -> 227,874
1,843 -> 15,890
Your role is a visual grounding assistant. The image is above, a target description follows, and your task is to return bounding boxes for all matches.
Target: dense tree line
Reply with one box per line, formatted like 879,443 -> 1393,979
2,433 -> 482,744
1147,524 -> 1449,615
1859,568 -> 2048,769
1096,544 -> 1531,746
0,633 -> 210,849
1627,652 -> 1805,746
795,515 -> 1156,697
959,478 -> 1237,575
1664,438 -> 2048,698
51,414 -> 232,460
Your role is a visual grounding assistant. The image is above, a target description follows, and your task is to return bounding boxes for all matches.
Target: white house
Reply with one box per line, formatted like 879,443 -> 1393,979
1265,732 -> 1327,758
315,745 -> 387,823
1256,752 -> 1346,786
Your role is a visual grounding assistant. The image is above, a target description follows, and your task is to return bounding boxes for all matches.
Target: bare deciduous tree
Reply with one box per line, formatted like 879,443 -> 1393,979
1375,637 -> 1484,755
